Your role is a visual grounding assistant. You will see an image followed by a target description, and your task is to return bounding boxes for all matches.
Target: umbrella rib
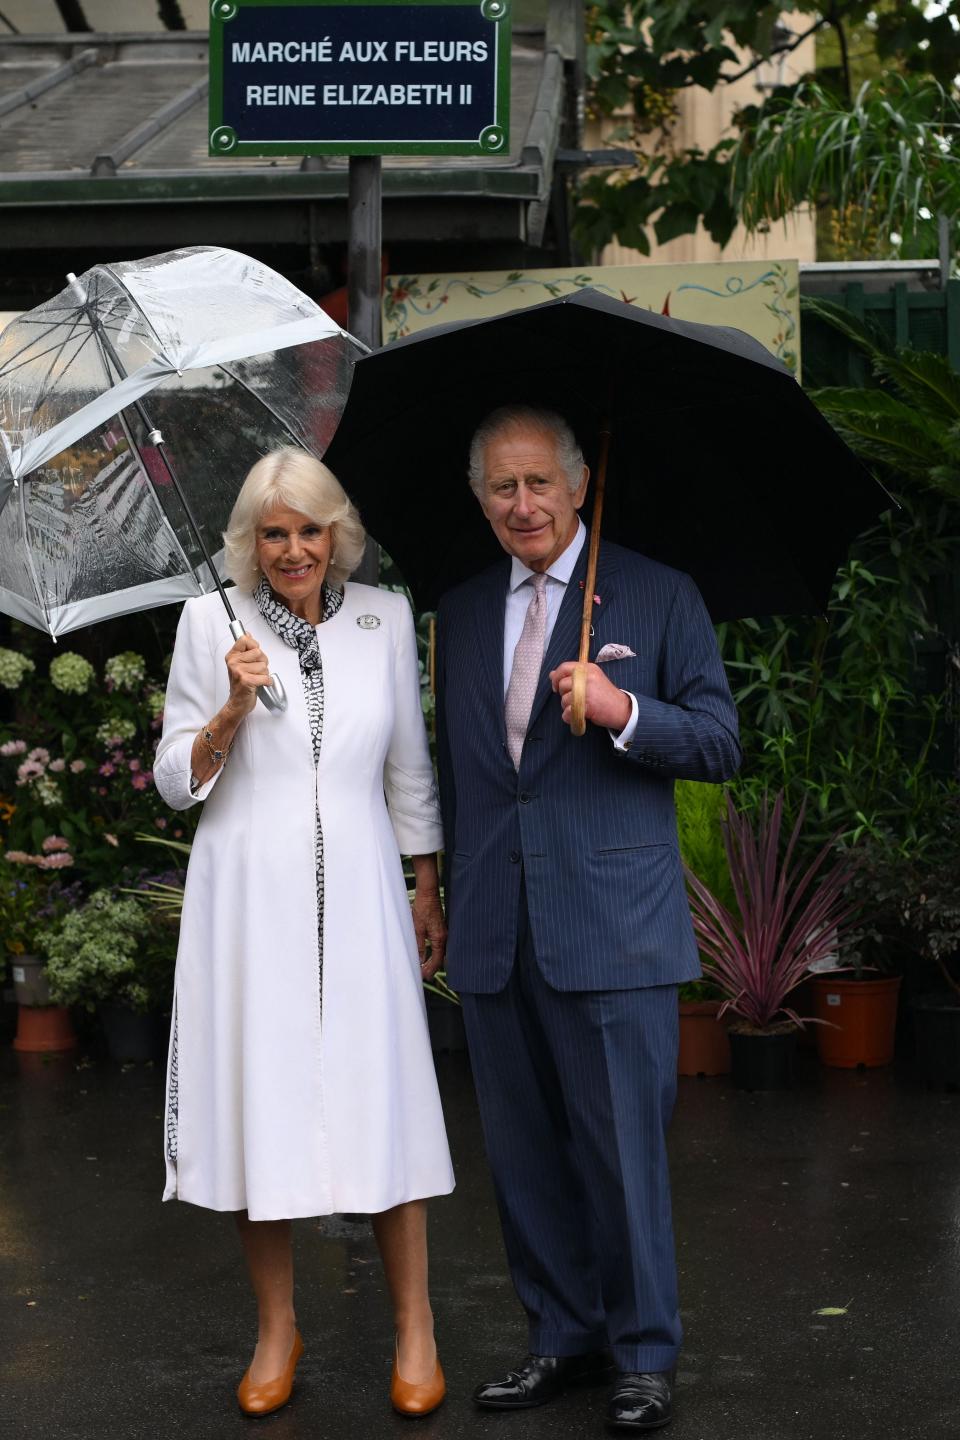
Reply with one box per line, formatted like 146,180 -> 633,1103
217,361 -> 318,452
0,313 -> 93,380
102,265 -> 174,366
16,478 -> 51,633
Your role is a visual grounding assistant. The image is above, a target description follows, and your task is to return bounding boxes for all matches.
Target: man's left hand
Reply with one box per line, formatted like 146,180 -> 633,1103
412,888 -> 447,981
550,662 -> 632,732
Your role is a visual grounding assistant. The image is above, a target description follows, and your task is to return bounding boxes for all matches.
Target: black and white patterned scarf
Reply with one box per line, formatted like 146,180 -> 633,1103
253,575 -> 344,663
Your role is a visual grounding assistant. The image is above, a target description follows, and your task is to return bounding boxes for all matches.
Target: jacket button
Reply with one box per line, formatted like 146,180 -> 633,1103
509,850 -> 521,864
518,791 -> 530,803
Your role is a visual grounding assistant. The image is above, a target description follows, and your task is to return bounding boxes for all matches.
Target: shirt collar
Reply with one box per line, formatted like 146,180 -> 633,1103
508,518 -> 587,593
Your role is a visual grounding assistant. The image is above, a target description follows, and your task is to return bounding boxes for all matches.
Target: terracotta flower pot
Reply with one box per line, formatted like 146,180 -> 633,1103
678,999 -> 731,1076
810,975 -> 901,1069
13,1003 -> 78,1053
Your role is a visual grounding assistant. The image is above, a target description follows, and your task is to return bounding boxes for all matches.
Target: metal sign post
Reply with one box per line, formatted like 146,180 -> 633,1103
209,0 -> 512,577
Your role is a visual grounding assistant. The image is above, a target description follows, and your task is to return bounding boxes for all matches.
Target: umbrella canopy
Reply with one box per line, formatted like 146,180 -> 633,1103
0,246 -> 363,636
324,287 -> 888,619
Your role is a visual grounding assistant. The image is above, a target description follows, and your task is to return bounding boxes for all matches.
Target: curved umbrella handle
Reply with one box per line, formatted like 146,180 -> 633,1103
228,619 -> 288,714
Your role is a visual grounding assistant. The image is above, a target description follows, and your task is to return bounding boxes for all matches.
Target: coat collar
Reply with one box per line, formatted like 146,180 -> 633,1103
471,559 -> 511,744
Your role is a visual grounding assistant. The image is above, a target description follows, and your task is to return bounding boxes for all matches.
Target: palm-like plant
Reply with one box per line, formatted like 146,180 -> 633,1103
685,792 -> 859,1031
733,74 -> 960,251
802,297 -> 960,503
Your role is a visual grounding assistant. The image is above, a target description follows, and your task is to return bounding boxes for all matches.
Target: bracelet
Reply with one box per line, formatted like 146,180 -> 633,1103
199,724 -> 233,768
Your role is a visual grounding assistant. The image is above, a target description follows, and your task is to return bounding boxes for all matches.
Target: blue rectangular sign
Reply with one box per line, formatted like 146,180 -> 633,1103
209,1 -> 511,158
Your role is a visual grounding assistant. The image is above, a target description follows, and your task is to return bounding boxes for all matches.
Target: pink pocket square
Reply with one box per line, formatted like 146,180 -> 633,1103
595,643 -> 637,663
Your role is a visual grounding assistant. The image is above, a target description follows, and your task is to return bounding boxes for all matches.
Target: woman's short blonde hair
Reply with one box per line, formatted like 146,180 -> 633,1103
223,447 -> 366,591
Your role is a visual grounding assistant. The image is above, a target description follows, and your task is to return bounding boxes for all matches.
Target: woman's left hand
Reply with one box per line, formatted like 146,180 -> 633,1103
412,888 -> 447,981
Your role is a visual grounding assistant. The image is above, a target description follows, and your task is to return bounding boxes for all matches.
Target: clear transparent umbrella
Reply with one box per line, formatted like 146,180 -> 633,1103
0,247 -> 364,712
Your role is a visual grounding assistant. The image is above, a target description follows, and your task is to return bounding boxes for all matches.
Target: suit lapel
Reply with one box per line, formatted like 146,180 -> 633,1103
473,560 -> 510,744
528,537 -> 620,729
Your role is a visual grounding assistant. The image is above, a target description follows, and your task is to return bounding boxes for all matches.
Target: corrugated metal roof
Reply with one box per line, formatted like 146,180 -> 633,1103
0,32 -> 563,216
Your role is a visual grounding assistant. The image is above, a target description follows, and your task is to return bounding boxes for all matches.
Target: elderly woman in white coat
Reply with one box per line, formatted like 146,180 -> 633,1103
154,447 -> 453,1420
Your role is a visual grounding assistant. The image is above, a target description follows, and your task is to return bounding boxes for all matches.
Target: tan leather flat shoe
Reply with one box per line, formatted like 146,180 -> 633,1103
236,1329 -> 304,1416
390,1338 -> 446,1418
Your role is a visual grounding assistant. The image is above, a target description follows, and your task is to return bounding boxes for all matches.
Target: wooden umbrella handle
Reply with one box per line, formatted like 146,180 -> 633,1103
570,421 -> 610,738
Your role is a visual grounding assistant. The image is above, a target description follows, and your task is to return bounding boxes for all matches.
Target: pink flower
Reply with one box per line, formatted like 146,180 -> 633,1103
70,759 -> 86,774
4,849 -> 31,864
48,758 -> 66,773
154,817 -> 168,831
99,762 -> 115,777
39,852 -> 73,869
16,760 -> 44,785
128,759 -> 141,772
42,835 -> 69,852
131,773 -> 148,791
27,747 -> 50,766
104,833 -> 119,848
0,739 -> 26,756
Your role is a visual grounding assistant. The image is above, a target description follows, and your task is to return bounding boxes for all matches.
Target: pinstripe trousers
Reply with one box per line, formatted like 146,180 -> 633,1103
461,881 -> 682,1373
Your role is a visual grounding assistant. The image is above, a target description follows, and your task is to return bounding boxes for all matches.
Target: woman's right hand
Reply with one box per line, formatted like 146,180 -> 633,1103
224,632 -> 274,716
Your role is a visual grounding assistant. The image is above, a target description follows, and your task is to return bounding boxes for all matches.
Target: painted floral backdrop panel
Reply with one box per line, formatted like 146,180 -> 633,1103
383,260 -> 800,377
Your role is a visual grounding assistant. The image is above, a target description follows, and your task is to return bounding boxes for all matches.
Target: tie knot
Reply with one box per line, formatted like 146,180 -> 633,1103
529,572 -> 547,595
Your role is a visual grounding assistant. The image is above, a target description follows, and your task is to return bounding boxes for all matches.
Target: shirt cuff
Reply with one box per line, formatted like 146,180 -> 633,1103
610,690 -> 639,752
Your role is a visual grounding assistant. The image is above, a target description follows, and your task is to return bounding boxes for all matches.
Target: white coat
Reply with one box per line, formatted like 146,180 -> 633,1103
154,583 -> 454,1221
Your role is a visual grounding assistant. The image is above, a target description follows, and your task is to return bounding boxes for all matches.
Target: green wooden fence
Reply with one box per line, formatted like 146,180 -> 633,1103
800,278 -> 960,386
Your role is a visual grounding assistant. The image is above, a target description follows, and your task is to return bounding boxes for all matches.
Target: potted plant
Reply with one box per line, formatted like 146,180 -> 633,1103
677,978 -> 731,1077
0,847 -> 81,1053
39,889 -> 176,1062
685,791 -> 858,1090
878,807 -> 960,1088
676,780 -> 735,1076
806,832 -> 911,1069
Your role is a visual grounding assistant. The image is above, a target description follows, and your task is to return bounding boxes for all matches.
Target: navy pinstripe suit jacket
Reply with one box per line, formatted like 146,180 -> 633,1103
436,536 -> 741,993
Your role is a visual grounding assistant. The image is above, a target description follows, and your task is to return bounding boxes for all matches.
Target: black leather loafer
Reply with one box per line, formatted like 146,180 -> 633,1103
473,1351 -> 614,1409
606,1370 -> 674,1432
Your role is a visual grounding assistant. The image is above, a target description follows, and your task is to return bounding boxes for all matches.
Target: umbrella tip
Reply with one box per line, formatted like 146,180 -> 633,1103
65,273 -> 87,304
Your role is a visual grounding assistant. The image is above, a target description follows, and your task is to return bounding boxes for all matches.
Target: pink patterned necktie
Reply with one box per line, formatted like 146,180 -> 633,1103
505,572 -> 547,769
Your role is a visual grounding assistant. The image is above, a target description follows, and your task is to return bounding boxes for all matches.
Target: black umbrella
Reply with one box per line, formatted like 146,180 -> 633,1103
325,288 -> 889,730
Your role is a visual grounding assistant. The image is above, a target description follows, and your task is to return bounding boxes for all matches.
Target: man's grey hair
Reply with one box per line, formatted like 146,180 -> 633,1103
467,405 -> 585,498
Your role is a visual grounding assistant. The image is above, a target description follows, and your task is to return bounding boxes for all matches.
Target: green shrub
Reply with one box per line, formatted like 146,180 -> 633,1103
40,890 -> 154,1013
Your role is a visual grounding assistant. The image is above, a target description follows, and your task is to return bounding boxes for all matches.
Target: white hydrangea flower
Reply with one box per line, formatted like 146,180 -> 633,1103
49,652 -> 95,695
95,718 -> 137,746
105,651 -> 146,691
0,649 -> 35,690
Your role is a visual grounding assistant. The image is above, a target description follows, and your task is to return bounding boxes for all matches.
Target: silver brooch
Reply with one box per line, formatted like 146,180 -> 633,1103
357,613 -> 381,630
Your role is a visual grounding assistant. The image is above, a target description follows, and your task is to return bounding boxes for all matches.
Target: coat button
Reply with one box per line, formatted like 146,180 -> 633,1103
509,850 -> 521,864
518,791 -> 530,803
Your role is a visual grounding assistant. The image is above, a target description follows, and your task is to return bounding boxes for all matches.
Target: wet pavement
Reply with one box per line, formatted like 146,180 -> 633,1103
1,1044 -> 958,1440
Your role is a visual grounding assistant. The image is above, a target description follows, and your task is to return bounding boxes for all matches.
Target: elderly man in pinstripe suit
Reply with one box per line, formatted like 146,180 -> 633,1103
435,405 -> 741,1434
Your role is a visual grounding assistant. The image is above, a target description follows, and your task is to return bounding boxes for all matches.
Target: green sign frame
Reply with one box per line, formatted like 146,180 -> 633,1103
209,0 -> 511,158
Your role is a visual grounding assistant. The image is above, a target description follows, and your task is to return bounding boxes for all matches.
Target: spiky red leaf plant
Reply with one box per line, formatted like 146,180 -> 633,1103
684,791 -> 859,1032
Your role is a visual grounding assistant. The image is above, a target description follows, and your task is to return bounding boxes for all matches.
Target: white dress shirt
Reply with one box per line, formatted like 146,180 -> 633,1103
503,519 -> 639,750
